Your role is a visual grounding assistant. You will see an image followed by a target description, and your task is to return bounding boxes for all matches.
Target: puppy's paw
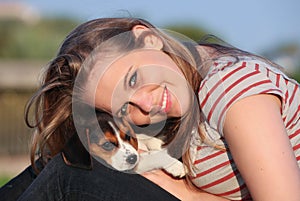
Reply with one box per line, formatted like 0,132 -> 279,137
134,152 -> 157,174
164,160 -> 187,178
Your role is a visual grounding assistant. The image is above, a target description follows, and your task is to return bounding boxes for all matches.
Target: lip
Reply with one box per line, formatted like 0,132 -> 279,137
160,86 -> 171,113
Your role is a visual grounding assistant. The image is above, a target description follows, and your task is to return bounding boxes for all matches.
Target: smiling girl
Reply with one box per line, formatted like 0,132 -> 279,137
75,20 -> 300,200
1,17 -> 299,201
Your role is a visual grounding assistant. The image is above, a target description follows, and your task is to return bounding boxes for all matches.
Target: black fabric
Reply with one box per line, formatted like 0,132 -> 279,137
1,135 -> 179,201
17,154 -> 179,201
0,158 -> 43,201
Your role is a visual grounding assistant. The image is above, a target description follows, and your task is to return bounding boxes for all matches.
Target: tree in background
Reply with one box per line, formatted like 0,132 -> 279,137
0,17 -> 299,81
0,18 -> 78,60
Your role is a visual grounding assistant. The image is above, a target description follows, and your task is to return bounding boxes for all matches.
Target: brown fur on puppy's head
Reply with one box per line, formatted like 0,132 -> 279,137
86,111 -> 139,171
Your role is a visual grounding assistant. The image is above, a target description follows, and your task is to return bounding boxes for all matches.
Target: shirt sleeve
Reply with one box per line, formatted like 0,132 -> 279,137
198,58 -> 284,136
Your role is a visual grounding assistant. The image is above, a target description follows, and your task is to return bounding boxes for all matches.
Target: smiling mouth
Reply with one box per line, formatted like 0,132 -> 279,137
160,86 -> 171,113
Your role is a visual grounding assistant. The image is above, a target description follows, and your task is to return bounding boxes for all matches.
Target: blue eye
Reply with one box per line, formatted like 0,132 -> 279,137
129,71 -> 137,87
120,103 -> 129,116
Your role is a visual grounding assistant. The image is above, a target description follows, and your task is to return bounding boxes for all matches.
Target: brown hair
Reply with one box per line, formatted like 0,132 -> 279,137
25,17 -> 203,173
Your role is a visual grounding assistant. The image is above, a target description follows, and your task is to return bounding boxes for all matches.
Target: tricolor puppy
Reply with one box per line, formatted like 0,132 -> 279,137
87,111 -> 139,171
86,111 -> 187,177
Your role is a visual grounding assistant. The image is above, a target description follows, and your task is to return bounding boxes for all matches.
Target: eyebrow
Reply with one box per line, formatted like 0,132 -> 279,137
123,65 -> 134,90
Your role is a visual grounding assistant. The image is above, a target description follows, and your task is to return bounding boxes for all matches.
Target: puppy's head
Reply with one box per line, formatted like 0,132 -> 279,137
87,111 -> 139,171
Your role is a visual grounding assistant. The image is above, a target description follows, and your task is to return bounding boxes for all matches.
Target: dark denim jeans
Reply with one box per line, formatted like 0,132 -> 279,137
1,154 -> 179,201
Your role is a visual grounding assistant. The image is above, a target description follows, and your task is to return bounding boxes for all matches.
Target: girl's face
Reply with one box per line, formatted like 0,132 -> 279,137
93,49 -> 191,125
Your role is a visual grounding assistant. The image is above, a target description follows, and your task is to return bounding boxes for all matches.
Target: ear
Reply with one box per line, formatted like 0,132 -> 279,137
132,25 -> 163,50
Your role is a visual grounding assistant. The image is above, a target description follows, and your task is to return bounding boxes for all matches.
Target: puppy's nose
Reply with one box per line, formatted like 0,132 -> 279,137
126,154 -> 137,165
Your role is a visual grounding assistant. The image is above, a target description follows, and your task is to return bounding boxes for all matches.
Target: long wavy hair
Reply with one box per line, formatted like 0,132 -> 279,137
25,17 -> 202,173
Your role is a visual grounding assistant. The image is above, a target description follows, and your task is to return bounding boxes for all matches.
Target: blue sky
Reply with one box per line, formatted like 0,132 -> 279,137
22,0 -> 300,54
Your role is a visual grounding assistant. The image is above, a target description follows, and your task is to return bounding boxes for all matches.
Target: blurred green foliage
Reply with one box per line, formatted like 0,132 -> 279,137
0,19 -> 209,60
164,24 -> 208,42
0,17 -> 299,82
0,175 -> 11,187
0,18 -> 79,60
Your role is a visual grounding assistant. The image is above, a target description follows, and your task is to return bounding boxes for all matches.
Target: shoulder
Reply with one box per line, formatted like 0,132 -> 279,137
198,56 -> 291,134
199,56 -> 288,100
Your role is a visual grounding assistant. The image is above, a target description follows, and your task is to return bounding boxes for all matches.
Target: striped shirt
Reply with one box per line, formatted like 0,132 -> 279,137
189,56 -> 300,200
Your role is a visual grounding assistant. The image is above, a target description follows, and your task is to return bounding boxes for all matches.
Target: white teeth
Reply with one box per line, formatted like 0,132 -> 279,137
161,89 -> 167,110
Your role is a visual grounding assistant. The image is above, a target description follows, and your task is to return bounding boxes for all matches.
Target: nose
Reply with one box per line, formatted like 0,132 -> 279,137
130,90 -> 153,113
126,154 -> 137,165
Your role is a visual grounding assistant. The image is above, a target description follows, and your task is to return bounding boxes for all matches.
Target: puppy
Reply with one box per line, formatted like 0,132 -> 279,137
86,111 -> 187,177
87,111 -> 139,171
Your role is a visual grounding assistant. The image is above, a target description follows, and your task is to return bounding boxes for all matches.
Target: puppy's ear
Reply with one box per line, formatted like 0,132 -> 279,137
132,25 -> 163,50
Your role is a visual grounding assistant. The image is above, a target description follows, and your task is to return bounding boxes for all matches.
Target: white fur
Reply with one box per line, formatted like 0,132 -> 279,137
102,122 -> 187,177
108,121 -> 139,171
135,134 -> 187,178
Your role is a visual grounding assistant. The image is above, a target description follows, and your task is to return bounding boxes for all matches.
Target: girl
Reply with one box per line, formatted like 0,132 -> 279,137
2,17 -> 299,201
73,18 -> 300,200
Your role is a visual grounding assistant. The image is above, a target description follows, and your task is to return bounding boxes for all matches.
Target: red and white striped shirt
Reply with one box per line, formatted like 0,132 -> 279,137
189,56 -> 300,200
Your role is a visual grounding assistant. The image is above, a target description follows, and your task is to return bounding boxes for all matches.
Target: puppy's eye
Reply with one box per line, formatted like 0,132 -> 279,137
129,71 -> 137,87
101,142 -> 115,151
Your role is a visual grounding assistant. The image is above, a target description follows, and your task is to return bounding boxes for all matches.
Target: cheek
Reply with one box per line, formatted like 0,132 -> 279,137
127,110 -> 167,127
173,86 -> 191,114
127,111 -> 151,126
